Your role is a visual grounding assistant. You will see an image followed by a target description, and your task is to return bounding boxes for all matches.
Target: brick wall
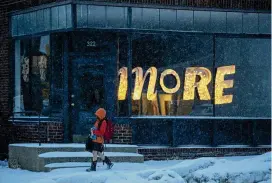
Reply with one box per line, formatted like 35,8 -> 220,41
138,147 -> 271,161
0,123 -> 13,159
0,120 -> 64,159
9,122 -> 131,144
113,124 -> 132,144
0,6 -> 10,120
0,0 -> 59,159
0,5 -> 11,159
13,122 -> 64,143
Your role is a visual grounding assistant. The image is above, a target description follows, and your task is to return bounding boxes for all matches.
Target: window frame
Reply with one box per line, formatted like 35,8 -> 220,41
13,34 -> 51,118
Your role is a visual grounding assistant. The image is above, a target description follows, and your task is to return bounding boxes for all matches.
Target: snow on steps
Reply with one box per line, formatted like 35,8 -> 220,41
44,161 -> 143,171
45,162 -> 92,170
9,143 -> 138,153
40,152 -> 144,171
39,151 -> 143,158
9,143 -> 143,172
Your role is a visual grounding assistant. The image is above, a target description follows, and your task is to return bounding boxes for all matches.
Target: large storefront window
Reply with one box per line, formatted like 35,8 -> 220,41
117,34 -> 129,116
116,34 -> 271,117
215,38 -> 271,117
14,35 -> 50,116
130,34 -> 213,116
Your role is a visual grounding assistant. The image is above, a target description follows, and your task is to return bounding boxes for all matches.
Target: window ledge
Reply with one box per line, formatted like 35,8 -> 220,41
130,116 -> 270,120
9,116 -> 62,123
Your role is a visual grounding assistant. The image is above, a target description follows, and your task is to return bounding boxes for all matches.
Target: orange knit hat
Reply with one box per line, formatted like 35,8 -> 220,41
95,108 -> 106,120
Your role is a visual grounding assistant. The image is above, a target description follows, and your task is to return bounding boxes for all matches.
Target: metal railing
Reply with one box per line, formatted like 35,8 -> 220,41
12,110 -> 63,146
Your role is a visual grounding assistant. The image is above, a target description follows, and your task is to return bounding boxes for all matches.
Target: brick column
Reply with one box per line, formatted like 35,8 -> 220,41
0,6 -> 10,120
113,124 -> 132,144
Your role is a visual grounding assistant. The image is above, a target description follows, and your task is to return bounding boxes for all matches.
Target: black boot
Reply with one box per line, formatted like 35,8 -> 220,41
86,161 -> 97,172
104,156 -> 113,169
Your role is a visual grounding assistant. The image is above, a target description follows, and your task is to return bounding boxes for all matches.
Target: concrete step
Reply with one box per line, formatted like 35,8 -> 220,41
39,151 -> 144,171
44,161 -> 146,172
44,162 -> 91,171
45,162 -> 137,171
10,143 -> 138,153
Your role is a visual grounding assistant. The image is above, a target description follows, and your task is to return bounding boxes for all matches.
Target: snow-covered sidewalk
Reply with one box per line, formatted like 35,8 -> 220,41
0,153 -> 270,183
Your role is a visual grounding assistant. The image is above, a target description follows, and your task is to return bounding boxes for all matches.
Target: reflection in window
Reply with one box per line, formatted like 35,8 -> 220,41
215,38 -> 271,117
14,35 -> 50,116
117,34 -> 129,116
131,34 -> 213,116
79,73 -> 104,111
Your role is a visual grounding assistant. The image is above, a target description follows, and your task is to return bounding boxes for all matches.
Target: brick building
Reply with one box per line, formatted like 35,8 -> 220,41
0,0 -> 271,159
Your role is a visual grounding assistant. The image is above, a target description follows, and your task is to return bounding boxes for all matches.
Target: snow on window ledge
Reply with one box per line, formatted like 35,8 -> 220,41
8,116 -> 62,123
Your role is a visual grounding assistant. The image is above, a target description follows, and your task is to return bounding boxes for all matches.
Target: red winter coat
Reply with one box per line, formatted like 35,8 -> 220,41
93,108 -> 107,144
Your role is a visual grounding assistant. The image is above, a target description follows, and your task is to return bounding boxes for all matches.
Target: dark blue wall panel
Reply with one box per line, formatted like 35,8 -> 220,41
51,6 -> 59,30
176,10 -> 194,31
36,10 -> 44,33
29,12 -> 36,34
159,9 -> 177,30
107,6 -> 127,28
194,11 -> 211,32
173,119 -> 212,145
142,8 -> 159,29
58,5 -> 67,29
87,5 -> 106,28
66,4 -> 72,28
243,13 -> 258,34
211,11 -> 227,33
24,13 -> 31,34
17,14 -> 24,36
227,12 -> 243,33
259,14 -> 271,34
131,8 -> 143,29
11,3 -> 270,36
133,119 -> 169,145
43,8 -> 51,31
11,16 -> 18,36
77,5 -> 88,28
133,118 -> 271,145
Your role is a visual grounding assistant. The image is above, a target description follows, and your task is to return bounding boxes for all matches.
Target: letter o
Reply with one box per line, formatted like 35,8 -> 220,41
160,69 -> 181,94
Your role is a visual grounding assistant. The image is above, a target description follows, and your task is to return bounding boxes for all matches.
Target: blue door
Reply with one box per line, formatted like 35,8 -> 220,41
70,55 -> 116,137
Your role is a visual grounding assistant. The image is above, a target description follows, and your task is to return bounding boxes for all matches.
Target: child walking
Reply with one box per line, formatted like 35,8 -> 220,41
86,108 -> 113,172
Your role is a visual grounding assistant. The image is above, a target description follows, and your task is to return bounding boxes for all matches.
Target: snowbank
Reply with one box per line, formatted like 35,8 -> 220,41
137,153 -> 271,183
185,152 -> 271,183
0,160 -> 8,168
57,153 -> 271,183
1,153 -> 270,183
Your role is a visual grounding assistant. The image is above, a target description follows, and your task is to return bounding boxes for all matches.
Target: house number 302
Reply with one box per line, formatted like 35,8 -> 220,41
87,41 -> 96,47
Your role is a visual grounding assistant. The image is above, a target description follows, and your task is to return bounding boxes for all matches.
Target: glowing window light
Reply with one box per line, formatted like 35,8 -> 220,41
117,67 -> 128,100
215,65 -> 236,104
118,65 -> 235,104
183,67 -> 212,101
160,69 -> 181,94
132,67 -> 157,101
159,94 -> 172,115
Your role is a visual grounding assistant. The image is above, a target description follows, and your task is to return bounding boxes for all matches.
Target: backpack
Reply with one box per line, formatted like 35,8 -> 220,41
98,118 -> 114,141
